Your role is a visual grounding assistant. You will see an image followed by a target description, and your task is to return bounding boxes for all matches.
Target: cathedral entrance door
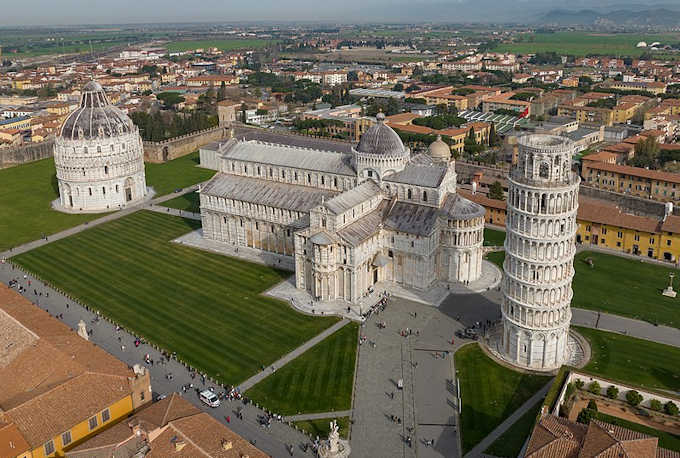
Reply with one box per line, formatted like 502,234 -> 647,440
125,187 -> 132,202
69,196 -> 73,207
373,268 -> 378,284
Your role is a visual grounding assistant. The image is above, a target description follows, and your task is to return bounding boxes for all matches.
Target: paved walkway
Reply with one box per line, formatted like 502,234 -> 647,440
239,319 -> 350,391
572,308 -> 680,348
0,262 -> 322,457
285,410 -> 353,422
463,381 -> 553,458
148,205 -> 201,221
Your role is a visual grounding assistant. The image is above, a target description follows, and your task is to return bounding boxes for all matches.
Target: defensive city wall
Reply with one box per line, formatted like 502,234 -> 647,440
143,126 -> 229,163
0,139 -> 55,169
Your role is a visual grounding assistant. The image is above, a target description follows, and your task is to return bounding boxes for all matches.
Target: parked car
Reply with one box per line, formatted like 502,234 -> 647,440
199,390 -> 221,408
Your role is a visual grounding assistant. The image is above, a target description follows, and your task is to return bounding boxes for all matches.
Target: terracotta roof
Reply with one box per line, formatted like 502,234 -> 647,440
577,197 -> 659,233
0,422 -> 31,457
579,420 -> 658,457
457,189 -> 507,210
526,415 -> 587,458
0,287 -> 143,449
581,151 -> 618,163
583,161 -> 680,185
385,112 -> 421,125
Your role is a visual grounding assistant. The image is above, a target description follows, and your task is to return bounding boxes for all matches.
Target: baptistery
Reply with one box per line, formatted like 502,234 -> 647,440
54,81 -> 147,212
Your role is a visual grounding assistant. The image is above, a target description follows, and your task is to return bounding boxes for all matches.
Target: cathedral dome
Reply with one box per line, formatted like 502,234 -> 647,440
357,112 -> 406,157
59,81 -> 135,141
428,135 -> 451,162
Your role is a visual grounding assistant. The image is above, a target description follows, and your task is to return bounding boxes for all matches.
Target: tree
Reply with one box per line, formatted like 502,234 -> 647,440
393,83 -> 404,92
631,137 -> 660,168
606,386 -> 619,399
217,81 -> 227,102
650,399 -> 662,411
588,381 -> 601,395
577,407 -> 597,424
386,97 -> 400,116
665,401 -> 679,416
156,92 -> 185,109
347,71 -> 358,82
626,390 -> 643,407
489,123 -> 501,147
587,400 -> 598,411
574,379 -> 585,389
489,181 -> 504,200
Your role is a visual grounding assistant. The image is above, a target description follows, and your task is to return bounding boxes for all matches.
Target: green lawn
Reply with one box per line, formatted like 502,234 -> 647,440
0,158 -> 103,252
484,399 -> 542,457
145,151 -> 215,197
166,39 -> 276,53
593,411 -> 680,452
455,344 -> 551,454
161,192 -> 201,213
293,417 -> 350,440
484,251 -> 505,270
494,31 -> 680,57
246,322 -> 359,415
576,327 -> 680,392
572,251 -> 680,328
483,228 -> 506,247
12,211 -> 337,385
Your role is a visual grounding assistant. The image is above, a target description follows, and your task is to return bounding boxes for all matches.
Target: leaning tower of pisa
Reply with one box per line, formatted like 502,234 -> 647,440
500,134 -> 580,371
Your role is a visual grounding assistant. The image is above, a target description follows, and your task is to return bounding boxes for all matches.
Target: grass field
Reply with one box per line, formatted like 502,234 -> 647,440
246,322 -> 358,415
484,399 -> 542,457
576,327 -> 680,392
0,158 -> 103,252
293,417 -> 350,440
484,251 -> 505,270
166,39 -> 275,53
161,192 -> 201,213
494,32 -> 680,57
145,151 -> 215,197
572,251 -> 680,328
12,211 -> 338,385
483,228 -> 506,247
455,344 -> 551,454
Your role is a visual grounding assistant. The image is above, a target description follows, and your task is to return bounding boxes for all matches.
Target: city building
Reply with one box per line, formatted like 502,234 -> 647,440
53,81 -> 148,212
500,134 -> 580,370
199,113 -> 487,304
0,287 -> 151,458
581,161 -> 680,203
67,393 -> 267,458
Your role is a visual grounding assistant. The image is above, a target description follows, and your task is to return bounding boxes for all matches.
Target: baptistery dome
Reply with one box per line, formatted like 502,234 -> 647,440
53,81 -> 148,212
60,81 -> 135,141
428,135 -> 451,163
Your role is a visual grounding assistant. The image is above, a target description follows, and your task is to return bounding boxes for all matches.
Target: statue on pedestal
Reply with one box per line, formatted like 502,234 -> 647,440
77,320 -> 89,341
317,420 -> 351,458
663,272 -> 677,298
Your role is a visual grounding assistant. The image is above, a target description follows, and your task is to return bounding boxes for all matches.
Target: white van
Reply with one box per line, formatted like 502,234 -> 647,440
199,390 -> 220,408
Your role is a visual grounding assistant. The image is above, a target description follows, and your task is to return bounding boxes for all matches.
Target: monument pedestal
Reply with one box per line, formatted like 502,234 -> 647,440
663,286 -> 677,298
317,421 -> 351,458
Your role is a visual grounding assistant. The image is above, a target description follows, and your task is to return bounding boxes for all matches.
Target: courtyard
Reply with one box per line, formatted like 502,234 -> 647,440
12,210 -> 338,385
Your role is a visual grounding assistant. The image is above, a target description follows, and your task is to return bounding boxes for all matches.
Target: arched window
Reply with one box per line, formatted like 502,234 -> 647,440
422,191 -> 428,201
539,162 -> 549,179
407,189 -> 412,199
104,165 -> 109,174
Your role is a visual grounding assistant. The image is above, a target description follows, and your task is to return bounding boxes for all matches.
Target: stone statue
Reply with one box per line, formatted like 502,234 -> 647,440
77,320 -> 89,341
317,420 -> 351,458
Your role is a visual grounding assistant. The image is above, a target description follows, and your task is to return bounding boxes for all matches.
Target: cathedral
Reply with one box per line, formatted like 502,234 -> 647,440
199,113 -> 486,304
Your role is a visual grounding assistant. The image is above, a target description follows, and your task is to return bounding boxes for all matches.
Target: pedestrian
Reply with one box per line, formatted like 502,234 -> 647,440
226,415 -> 230,423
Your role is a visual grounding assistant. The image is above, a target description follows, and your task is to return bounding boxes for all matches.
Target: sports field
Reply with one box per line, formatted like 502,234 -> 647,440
166,39 -> 275,53
572,251 -> 680,328
12,211 -> 338,385
455,344 -> 551,454
494,32 -> 680,57
247,322 -> 359,415
0,158 -> 102,252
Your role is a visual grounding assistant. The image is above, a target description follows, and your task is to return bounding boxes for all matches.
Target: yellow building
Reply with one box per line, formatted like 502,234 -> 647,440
463,190 -> 680,263
612,102 -> 638,123
0,116 -> 32,130
581,160 -> 680,203
0,287 -> 151,458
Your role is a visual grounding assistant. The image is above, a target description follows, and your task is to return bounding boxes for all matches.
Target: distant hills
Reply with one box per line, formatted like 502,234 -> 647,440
541,7 -> 680,26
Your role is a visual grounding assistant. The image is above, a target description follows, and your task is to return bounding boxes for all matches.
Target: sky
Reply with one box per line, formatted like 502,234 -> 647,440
0,0 -> 669,26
